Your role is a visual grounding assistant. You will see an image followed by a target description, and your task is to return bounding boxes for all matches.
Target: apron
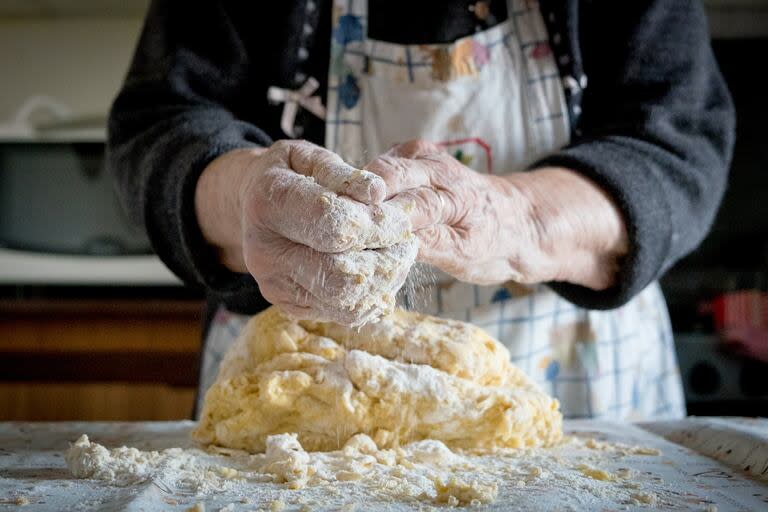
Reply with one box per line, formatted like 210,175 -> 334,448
199,0 -> 686,421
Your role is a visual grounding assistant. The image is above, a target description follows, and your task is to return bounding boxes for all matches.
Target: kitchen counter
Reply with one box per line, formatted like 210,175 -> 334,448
1,418 -> 767,511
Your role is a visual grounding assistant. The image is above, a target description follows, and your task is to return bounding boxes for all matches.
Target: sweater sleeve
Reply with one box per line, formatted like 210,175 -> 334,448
536,0 -> 735,310
107,0 -> 273,303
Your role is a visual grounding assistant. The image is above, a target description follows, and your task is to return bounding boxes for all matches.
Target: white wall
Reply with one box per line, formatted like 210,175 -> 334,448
0,17 -> 144,124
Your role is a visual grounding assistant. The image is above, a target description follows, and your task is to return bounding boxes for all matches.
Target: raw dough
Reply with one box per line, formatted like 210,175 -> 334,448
193,306 -> 562,452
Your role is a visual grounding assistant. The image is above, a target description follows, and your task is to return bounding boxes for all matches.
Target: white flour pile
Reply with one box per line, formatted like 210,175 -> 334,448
65,431 -> 675,510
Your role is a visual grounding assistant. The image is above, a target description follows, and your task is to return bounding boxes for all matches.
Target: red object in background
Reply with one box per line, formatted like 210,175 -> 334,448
703,290 -> 768,363
436,137 -> 494,173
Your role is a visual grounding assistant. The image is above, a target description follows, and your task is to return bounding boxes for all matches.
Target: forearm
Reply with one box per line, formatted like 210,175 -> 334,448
108,0 -> 277,298
195,147 -> 267,273
532,0 -> 733,309
504,167 -> 628,290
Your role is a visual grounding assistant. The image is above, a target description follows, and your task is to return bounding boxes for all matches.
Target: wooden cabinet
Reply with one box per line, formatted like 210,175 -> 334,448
0,297 -> 203,420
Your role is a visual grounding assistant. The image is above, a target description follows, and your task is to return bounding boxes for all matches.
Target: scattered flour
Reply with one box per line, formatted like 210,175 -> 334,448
65,434 -> 186,486
66,431 -> 672,509
584,437 -> 662,456
64,435 -> 245,494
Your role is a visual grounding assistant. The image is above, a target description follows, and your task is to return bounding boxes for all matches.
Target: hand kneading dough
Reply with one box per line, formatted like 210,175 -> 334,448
193,306 -> 562,452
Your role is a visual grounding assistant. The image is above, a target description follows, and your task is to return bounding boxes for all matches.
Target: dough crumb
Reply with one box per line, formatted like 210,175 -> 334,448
217,466 -> 239,479
577,464 -> 616,481
585,438 -> 661,456
263,434 -> 313,488
434,476 -> 498,505
629,492 -> 658,505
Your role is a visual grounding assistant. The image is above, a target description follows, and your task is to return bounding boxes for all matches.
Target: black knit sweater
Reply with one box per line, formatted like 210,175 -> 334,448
108,0 -> 735,313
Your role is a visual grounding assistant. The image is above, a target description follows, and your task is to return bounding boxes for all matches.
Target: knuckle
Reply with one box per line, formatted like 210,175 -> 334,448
397,138 -> 439,157
362,156 -> 388,176
414,138 -> 440,154
270,139 -> 293,154
373,156 -> 408,186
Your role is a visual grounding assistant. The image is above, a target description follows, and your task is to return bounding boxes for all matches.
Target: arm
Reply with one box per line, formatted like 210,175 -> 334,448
110,1 -> 413,325
505,167 -> 627,291
108,0 -> 272,301
536,0 -> 735,308
366,0 -> 734,309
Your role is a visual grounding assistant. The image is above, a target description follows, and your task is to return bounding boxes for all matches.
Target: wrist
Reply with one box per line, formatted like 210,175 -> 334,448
194,147 -> 266,272
504,167 -> 628,290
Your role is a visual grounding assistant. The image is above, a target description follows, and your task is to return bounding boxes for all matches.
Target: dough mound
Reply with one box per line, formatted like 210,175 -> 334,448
193,306 -> 562,452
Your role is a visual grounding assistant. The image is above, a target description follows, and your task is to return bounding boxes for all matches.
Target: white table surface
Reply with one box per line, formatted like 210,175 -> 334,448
1,418 -> 767,511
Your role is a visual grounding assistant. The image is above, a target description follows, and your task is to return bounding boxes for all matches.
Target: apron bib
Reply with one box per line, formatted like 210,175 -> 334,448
198,0 -> 686,421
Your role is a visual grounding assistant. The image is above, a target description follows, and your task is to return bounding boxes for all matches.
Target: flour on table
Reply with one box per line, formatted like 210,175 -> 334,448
65,434 -> 184,486
193,306 -> 562,453
63,306 -> 671,509
66,430 -> 672,509
64,435 -> 245,494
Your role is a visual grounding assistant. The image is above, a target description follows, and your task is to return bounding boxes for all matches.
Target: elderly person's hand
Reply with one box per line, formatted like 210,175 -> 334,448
195,140 -> 416,325
364,140 -> 628,290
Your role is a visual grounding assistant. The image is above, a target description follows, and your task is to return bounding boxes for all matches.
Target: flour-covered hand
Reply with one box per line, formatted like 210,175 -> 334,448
365,140 -> 628,289
195,140 -> 415,325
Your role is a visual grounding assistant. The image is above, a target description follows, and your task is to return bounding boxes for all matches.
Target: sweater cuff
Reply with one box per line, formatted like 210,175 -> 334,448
530,138 -> 673,310
149,122 -> 272,306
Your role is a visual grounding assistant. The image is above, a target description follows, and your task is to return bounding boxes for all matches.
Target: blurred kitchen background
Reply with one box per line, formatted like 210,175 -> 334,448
1,0 -> 767,421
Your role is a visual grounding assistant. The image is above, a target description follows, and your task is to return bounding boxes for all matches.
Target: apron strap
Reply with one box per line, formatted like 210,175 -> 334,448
267,77 -> 327,137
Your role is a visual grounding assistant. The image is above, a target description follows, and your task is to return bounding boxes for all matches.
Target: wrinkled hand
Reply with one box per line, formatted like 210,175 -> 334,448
364,140 -> 548,285
196,140 -> 416,325
365,139 -> 628,290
